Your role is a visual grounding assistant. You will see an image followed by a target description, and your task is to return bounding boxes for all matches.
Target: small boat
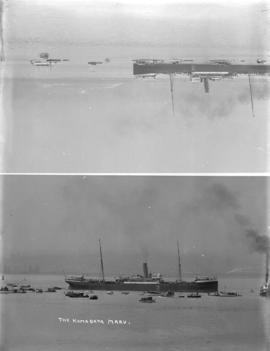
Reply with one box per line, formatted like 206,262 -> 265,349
88,61 -> 103,65
257,58 -> 266,64
11,288 -> 26,293
30,60 -> 51,67
20,284 -> 31,289
178,295 -> 185,298
89,295 -> 98,300
139,296 -> 156,303
147,291 -> 160,295
52,286 -> 62,290
40,52 -> 49,59
35,289 -> 43,293
0,286 -> 9,292
46,58 -> 61,63
107,291 -> 114,295
187,293 -> 201,298
46,288 -> 57,293
65,291 -> 88,298
160,291 -> 175,297
17,289 -> 27,293
121,291 -> 130,295
219,291 -> 241,297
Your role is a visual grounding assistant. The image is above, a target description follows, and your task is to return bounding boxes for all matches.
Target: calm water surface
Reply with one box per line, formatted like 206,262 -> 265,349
1,275 -> 269,351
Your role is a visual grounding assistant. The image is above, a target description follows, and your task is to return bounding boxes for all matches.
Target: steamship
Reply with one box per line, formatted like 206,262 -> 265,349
260,252 -> 270,297
65,240 -> 218,293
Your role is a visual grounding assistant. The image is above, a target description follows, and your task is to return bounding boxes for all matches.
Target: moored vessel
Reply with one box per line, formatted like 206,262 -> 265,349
65,240 -> 218,294
260,251 -> 270,297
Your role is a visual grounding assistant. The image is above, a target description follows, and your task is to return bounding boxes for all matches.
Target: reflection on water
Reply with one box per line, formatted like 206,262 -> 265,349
263,298 -> 270,350
3,75 -> 269,173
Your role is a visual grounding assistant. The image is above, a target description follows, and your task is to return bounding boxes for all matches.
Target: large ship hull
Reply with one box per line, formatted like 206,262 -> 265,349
65,278 -> 218,293
133,63 -> 270,76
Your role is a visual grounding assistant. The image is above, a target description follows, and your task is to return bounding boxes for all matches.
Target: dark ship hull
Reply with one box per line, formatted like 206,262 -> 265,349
133,62 -> 270,76
65,277 -> 218,293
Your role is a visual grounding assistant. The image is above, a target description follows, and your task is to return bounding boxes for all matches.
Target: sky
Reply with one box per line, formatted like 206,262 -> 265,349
1,0 -> 270,172
1,175 -> 269,277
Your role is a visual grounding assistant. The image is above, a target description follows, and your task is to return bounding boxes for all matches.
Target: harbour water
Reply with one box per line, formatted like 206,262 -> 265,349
3,73 -> 269,173
1,274 -> 270,351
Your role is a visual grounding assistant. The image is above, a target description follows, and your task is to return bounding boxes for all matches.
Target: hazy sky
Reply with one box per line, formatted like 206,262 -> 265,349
2,176 -> 269,276
2,0 -> 270,172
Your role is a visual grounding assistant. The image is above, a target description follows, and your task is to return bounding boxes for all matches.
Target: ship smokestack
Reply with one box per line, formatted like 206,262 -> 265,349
203,78 -> 209,93
266,250 -> 269,284
143,262 -> 149,278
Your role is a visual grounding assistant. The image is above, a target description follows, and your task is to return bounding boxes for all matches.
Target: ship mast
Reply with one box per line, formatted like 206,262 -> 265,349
266,249 -> 269,284
99,239 -> 105,282
248,74 -> 255,118
169,74 -> 175,115
177,240 -> 182,281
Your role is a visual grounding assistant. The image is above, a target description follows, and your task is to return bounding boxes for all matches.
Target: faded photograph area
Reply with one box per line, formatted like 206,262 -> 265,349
0,175 -> 269,350
1,0 -> 270,172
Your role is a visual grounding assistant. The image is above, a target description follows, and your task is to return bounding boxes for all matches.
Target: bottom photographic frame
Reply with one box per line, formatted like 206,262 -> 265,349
0,175 -> 269,351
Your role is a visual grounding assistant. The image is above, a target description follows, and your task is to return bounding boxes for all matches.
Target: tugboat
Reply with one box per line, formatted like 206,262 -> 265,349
260,282 -> 270,297
260,251 -> 270,297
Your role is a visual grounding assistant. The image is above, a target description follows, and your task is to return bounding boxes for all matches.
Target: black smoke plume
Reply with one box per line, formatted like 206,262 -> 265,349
245,229 -> 269,253
245,229 -> 269,281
